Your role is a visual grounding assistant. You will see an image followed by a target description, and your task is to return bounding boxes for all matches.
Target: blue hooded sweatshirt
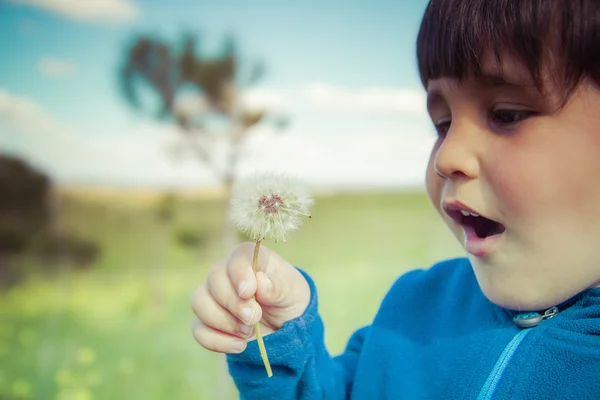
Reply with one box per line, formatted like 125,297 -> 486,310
227,257 -> 600,399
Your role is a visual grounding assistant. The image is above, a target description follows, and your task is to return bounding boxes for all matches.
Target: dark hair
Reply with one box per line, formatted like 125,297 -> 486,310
417,0 -> 600,99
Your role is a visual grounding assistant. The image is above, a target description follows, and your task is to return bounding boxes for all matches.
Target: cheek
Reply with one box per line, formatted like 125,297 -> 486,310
425,145 -> 442,212
486,156 -> 536,209
486,132 -> 600,222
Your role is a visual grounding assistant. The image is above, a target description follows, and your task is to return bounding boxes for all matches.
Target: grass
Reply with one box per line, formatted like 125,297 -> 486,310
0,189 -> 463,399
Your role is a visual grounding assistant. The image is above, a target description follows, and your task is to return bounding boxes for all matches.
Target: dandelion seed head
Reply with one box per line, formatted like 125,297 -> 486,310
258,194 -> 284,215
230,172 -> 314,243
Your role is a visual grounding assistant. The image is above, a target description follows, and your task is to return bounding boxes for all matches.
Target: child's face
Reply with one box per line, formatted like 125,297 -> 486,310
425,56 -> 600,311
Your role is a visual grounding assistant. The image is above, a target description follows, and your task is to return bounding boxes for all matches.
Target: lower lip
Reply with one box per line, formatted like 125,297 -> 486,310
463,226 -> 503,257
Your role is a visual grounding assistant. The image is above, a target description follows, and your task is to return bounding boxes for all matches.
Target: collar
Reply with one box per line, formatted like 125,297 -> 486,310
498,287 -> 600,329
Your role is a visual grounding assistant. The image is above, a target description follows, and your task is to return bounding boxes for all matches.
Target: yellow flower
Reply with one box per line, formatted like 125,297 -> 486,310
55,369 -> 74,386
77,347 -> 96,366
11,379 -> 32,398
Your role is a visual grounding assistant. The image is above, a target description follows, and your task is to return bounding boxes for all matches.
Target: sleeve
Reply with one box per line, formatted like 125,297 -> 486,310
226,269 -> 369,400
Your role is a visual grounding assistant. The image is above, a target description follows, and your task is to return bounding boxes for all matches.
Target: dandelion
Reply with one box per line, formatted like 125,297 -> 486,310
230,172 -> 313,243
229,172 -> 314,378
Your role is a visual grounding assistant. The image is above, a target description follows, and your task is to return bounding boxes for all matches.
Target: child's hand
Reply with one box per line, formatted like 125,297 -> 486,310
191,242 -> 311,354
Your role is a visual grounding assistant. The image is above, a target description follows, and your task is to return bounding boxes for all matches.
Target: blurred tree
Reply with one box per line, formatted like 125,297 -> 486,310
0,154 -> 52,285
119,33 -> 289,248
156,192 -> 177,225
38,233 -> 101,270
119,32 -> 289,399
0,154 -> 102,288
148,192 -> 179,313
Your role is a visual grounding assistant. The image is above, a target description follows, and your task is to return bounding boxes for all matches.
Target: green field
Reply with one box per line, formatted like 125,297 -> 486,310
0,190 -> 463,399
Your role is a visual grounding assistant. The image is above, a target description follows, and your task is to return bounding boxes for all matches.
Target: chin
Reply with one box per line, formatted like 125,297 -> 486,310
477,281 -> 561,312
469,256 -> 573,312
480,287 -> 558,312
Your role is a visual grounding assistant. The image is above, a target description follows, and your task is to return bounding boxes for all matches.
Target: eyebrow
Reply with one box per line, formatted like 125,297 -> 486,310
479,72 -> 535,88
426,91 -> 445,115
426,72 -> 537,114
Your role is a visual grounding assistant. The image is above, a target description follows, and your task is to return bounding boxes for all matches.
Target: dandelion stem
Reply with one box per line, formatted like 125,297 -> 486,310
252,239 -> 273,378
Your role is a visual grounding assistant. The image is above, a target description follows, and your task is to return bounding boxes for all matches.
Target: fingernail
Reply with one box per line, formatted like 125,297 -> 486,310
237,281 -> 248,297
231,341 -> 244,353
257,271 -> 272,293
264,275 -> 273,293
241,307 -> 255,324
239,323 -> 252,336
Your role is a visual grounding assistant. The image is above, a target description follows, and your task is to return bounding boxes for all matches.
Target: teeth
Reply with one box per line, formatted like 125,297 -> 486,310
460,210 -> 479,217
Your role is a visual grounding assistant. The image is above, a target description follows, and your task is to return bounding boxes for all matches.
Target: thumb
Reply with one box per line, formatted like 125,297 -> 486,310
255,269 -> 303,309
255,271 -> 277,305
255,268 -> 311,328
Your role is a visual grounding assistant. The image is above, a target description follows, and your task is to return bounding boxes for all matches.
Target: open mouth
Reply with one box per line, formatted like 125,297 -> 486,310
445,208 -> 506,239
460,212 -> 505,238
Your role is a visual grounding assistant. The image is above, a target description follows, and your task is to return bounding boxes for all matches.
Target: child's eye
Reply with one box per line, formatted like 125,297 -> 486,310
490,109 -> 535,126
434,120 -> 451,138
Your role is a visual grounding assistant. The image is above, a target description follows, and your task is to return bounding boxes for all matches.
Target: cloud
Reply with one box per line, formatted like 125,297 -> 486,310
241,88 -> 291,113
9,0 -> 139,23
238,124 -> 435,190
0,89 -> 220,186
174,88 -> 292,116
174,84 -> 427,121
0,89 -> 90,174
38,57 -> 77,78
0,89 -> 59,134
304,83 -> 427,115
0,89 -> 434,190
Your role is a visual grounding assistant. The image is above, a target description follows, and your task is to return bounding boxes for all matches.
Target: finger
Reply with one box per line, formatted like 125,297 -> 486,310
255,264 -> 309,309
206,262 -> 263,326
256,269 -> 292,307
190,284 -> 254,338
254,269 -> 311,331
255,270 -> 275,304
226,242 -> 266,300
191,318 -> 247,354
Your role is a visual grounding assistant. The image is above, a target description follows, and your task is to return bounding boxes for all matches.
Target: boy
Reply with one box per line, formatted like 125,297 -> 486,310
191,1 -> 600,398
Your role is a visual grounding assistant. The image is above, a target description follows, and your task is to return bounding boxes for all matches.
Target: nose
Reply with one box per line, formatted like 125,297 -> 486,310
433,120 -> 480,181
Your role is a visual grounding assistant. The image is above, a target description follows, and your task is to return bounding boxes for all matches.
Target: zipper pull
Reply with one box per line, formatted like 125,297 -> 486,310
542,306 -> 559,319
513,306 -> 559,329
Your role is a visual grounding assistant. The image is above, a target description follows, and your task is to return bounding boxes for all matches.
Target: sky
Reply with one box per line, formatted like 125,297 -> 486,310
0,0 -> 436,190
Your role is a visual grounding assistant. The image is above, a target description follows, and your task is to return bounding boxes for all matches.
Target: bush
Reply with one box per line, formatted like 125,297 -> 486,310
0,155 -> 55,287
0,227 -> 28,254
0,154 -> 53,256
174,227 -> 210,250
38,233 -> 101,270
